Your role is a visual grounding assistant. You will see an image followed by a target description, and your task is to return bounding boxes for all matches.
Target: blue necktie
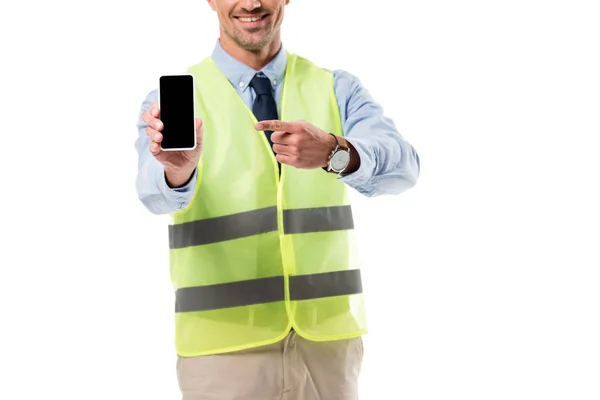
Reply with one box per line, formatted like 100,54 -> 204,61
249,73 -> 278,152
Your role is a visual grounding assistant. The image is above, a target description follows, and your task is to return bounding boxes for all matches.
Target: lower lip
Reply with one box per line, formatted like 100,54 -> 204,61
235,15 -> 268,28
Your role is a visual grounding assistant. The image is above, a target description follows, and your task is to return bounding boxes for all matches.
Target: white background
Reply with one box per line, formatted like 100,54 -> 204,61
1,0 -> 599,399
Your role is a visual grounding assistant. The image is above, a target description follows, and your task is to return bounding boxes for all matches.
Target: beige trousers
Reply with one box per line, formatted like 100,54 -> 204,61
176,330 -> 364,400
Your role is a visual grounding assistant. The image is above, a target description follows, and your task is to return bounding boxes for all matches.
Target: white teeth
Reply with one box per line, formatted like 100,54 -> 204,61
239,16 -> 262,22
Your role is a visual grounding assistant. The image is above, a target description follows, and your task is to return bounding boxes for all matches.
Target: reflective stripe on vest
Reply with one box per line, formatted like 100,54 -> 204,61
175,269 -> 363,312
169,205 -> 354,249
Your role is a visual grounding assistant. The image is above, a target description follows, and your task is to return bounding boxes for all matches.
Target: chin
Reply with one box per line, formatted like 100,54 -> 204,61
237,36 -> 271,50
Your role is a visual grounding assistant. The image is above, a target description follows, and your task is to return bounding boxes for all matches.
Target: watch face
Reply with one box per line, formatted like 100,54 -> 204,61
331,150 -> 350,171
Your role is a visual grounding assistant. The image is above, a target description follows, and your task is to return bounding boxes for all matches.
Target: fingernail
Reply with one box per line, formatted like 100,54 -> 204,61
155,121 -> 162,129
154,134 -> 160,141
255,123 -> 263,129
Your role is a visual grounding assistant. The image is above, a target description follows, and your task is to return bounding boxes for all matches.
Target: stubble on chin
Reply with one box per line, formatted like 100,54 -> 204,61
232,29 -> 272,50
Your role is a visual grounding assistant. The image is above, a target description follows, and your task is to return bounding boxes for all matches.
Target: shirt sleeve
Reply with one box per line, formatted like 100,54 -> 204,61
135,89 -> 198,215
332,70 -> 420,197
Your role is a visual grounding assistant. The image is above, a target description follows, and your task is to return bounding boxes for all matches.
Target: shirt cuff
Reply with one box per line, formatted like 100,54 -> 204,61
156,164 -> 198,211
338,136 -> 376,191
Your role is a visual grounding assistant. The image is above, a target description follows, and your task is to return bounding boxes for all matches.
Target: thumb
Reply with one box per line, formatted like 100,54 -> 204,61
195,118 -> 203,140
195,118 -> 204,152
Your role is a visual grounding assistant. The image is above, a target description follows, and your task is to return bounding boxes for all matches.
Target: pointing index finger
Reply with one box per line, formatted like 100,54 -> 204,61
255,120 -> 298,133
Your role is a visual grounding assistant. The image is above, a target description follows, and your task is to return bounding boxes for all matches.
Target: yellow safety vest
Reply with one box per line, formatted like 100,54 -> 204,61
168,52 -> 367,356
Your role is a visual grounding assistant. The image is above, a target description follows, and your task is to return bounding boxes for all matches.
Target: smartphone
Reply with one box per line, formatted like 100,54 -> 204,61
158,74 -> 196,151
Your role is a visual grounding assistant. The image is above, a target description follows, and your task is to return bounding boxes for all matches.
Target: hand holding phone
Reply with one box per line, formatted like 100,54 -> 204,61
142,74 -> 203,188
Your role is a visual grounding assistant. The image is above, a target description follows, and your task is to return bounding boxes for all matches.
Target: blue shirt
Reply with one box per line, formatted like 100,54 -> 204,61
135,40 -> 420,215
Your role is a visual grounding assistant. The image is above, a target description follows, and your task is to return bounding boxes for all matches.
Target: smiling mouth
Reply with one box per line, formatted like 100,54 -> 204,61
234,14 -> 268,23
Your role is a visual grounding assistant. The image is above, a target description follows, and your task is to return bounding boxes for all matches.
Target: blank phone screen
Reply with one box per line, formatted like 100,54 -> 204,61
159,75 -> 195,149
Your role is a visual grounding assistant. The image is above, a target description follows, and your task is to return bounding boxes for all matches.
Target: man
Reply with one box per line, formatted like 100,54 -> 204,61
135,0 -> 420,398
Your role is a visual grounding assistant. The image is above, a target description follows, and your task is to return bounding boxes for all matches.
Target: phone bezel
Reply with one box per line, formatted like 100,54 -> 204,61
157,74 -> 197,151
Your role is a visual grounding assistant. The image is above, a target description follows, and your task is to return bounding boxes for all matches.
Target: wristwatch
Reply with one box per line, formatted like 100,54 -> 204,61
324,133 -> 351,174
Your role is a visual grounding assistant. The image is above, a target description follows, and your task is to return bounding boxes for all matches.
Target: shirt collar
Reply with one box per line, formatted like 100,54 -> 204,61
210,39 -> 287,92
